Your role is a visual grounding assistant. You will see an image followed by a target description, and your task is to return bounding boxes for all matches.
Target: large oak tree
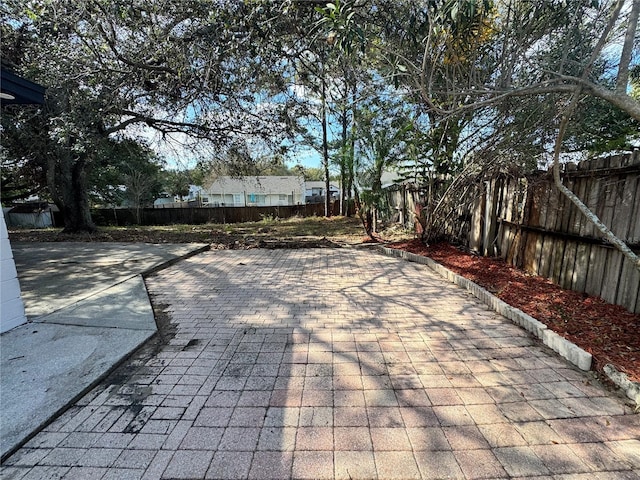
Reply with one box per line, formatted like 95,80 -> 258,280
1,0 -> 295,231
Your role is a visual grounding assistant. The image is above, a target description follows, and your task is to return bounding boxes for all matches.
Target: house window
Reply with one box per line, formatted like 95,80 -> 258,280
233,194 -> 243,206
279,194 -> 287,202
201,197 -> 209,204
248,193 -> 266,205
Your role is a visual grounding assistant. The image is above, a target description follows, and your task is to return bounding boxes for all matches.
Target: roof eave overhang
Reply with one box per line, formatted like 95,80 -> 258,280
1,68 -> 46,105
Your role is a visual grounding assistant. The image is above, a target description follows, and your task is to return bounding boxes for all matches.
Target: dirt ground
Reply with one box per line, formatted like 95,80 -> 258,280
7,216 -> 366,247
9,217 -> 638,384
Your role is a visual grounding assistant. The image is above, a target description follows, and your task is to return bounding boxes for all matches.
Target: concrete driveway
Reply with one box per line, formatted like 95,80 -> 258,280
11,242 -> 209,319
1,248 -> 638,479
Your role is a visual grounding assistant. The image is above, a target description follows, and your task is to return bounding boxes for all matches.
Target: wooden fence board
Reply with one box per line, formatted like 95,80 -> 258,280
571,176 -> 588,235
505,224 -> 519,265
628,176 -> 640,243
560,240 -> 577,290
495,178 -> 505,222
523,231 -> 539,273
600,249 -> 623,304
535,183 -> 549,229
532,233 -> 544,276
610,155 -> 623,168
585,245 -> 607,298
504,178 -> 515,222
528,183 -> 543,228
484,180 -> 500,256
560,178 -> 575,234
592,173 -> 607,229
565,178 -> 581,235
581,175 -> 599,238
545,183 -> 560,233
612,175 -> 635,239
571,243 -> 590,293
470,195 -> 484,252
598,178 -> 617,239
553,183 -> 567,234
538,235 -> 554,279
550,239 -> 567,285
617,257 -> 640,312
502,223 -> 514,263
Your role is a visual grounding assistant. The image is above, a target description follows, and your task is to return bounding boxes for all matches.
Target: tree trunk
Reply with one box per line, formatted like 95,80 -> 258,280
321,64 -> 331,218
616,0 -> 639,93
553,161 -> 640,272
57,155 -> 96,233
42,92 -> 96,233
340,104 -> 348,216
346,83 -> 358,217
552,91 -> 640,273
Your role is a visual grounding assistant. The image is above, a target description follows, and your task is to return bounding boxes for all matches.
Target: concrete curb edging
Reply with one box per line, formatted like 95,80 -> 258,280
375,246 -> 593,372
603,364 -> 640,407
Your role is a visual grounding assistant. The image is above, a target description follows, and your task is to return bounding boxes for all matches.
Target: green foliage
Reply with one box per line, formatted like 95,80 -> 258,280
298,167 -> 326,181
205,143 -> 303,179
256,155 -> 296,176
568,97 -> 640,154
0,107 -> 48,203
163,170 -> 191,201
90,139 -> 164,208
4,0 -> 639,233
631,66 -> 640,100
314,0 -> 367,54
1,0 -> 297,230
259,213 -> 277,224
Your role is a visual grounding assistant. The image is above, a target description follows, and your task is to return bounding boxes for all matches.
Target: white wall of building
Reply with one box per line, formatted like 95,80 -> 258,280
0,208 -> 27,334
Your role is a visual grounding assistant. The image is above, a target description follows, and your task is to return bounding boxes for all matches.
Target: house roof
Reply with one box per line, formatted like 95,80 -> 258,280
305,181 -> 339,190
8,202 -> 58,214
207,176 -> 304,194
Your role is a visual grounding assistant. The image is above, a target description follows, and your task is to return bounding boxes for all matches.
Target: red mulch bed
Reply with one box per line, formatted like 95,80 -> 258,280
387,239 -> 640,383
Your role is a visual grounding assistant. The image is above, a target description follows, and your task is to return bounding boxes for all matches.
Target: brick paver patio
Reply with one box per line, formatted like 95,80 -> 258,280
2,248 -> 639,479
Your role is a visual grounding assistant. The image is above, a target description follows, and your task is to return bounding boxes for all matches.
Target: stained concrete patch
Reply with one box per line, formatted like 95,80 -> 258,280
0,322 -> 155,458
1,242 -> 208,461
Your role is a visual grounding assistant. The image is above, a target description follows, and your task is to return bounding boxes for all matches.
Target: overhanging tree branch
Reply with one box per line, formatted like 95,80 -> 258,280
547,0 -> 640,273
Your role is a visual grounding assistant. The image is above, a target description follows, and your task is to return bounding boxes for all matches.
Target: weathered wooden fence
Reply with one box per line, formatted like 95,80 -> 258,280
92,201 -> 337,226
494,153 -> 639,313
384,152 -> 640,313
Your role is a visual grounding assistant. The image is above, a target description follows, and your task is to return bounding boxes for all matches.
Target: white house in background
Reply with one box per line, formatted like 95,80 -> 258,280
186,185 -> 205,202
205,176 -> 305,207
305,181 -> 339,204
153,185 -> 207,208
